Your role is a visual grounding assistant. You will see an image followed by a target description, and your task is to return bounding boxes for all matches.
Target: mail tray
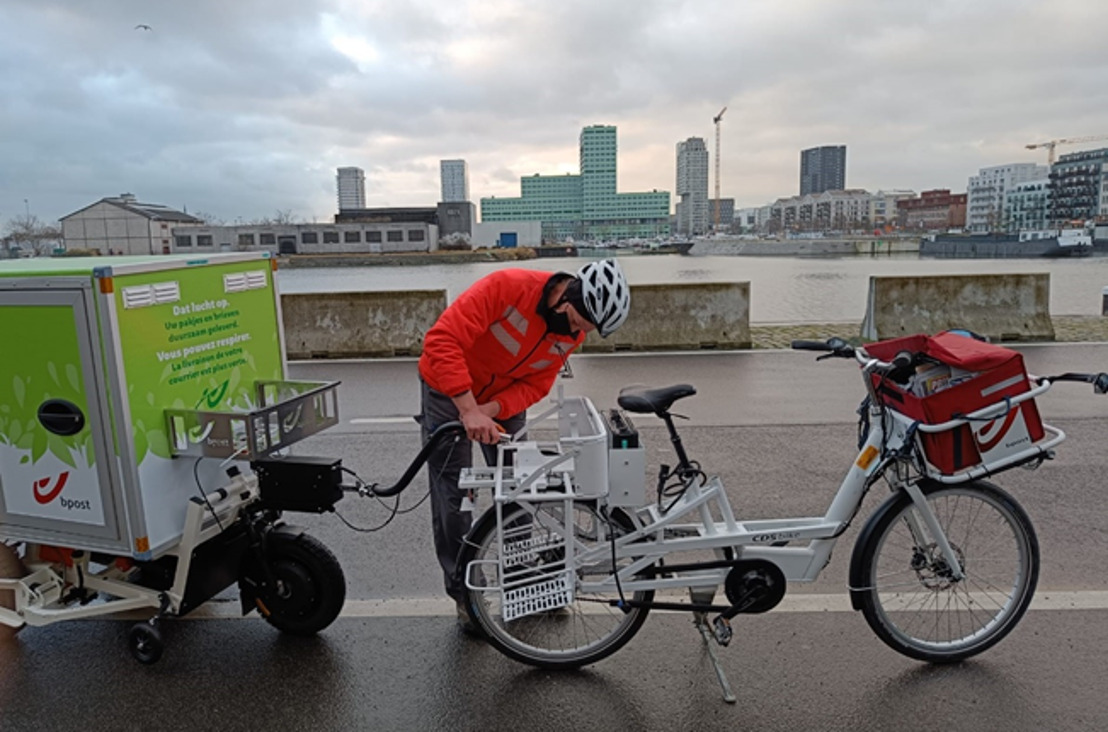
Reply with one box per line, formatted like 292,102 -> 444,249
866,333 -> 1043,474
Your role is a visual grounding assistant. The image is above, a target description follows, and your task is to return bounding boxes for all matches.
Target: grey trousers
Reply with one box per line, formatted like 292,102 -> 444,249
418,379 -> 527,602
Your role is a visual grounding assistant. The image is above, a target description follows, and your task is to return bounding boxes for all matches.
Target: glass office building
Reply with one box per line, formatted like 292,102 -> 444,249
481,125 -> 670,242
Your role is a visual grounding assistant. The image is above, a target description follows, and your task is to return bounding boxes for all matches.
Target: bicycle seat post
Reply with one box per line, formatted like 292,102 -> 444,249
659,411 -> 694,472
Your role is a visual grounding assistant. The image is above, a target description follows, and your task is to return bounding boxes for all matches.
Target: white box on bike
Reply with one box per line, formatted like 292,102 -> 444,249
557,396 -> 609,499
608,447 -> 645,506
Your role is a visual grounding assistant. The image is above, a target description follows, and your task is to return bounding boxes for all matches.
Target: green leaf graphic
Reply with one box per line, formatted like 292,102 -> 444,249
66,363 -> 80,392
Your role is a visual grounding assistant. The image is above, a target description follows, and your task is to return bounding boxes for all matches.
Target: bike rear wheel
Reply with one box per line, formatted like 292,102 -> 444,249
856,480 -> 1038,663
459,500 -> 652,669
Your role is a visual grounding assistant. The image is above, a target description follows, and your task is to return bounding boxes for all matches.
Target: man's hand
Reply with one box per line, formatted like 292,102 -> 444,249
460,408 -> 501,445
452,391 -> 502,445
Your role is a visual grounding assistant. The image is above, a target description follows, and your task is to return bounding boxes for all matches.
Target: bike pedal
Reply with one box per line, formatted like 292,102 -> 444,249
712,616 -> 733,646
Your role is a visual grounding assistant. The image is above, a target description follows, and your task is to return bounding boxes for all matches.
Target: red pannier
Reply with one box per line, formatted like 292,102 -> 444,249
866,332 -> 1044,474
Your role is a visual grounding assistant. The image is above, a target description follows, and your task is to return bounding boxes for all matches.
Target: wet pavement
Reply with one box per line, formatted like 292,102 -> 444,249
3,345 -> 1108,730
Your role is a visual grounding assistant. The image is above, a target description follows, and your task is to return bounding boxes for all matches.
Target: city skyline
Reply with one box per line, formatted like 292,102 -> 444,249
2,0 -> 1107,226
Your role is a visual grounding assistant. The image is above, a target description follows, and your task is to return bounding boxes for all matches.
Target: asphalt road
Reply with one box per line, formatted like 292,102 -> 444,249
3,344 -> 1108,730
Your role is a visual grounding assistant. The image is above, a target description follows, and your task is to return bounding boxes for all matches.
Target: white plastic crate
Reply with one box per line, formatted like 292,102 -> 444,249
502,573 -> 574,621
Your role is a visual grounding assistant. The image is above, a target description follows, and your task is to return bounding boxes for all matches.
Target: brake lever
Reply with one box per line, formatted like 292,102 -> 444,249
816,352 -> 835,361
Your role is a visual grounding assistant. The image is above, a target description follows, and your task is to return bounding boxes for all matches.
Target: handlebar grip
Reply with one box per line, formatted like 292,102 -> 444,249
791,340 -> 831,351
891,350 -> 914,370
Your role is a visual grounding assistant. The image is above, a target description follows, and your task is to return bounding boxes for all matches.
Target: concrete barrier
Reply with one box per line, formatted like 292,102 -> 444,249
282,290 -> 446,358
860,273 -> 1054,342
281,282 -> 752,358
583,282 -> 752,352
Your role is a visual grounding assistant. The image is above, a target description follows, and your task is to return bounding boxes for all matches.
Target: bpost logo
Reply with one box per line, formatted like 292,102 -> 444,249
188,380 -> 233,448
974,409 -> 1028,452
32,471 -> 92,512
197,380 -> 230,410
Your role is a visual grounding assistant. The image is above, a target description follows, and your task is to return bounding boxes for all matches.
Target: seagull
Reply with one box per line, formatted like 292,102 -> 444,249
135,24 -> 152,31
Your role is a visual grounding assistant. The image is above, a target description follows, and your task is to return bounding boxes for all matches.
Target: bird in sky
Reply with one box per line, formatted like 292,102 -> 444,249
135,24 -> 152,31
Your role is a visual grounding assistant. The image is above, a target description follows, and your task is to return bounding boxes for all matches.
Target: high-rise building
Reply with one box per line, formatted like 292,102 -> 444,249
481,125 -> 670,241
440,159 -> 470,203
800,146 -> 847,195
966,163 -> 1048,233
675,138 -> 710,236
336,167 -> 366,211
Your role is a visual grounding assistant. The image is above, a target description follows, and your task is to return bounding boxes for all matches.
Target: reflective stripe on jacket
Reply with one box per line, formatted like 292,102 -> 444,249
418,269 -> 584,417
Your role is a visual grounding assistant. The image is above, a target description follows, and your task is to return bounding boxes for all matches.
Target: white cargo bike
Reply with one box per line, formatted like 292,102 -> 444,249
431,333 -> 1108,701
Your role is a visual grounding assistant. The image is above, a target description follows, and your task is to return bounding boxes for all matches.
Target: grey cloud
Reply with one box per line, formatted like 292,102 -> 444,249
2,0 -> 1107,223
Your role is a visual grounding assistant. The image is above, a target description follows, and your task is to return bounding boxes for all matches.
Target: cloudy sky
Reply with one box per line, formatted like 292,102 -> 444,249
2,0 -> 1107,226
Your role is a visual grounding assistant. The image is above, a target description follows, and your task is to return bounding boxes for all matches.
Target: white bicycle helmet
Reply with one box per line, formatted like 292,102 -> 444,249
576,259 -> 631,337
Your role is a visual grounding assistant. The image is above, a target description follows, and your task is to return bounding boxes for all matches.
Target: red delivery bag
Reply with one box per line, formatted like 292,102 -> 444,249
866,332 -> 1044,474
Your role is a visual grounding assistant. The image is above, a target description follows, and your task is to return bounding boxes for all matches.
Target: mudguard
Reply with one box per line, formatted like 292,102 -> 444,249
237,522 -> 306,615
847,489 -> 909,611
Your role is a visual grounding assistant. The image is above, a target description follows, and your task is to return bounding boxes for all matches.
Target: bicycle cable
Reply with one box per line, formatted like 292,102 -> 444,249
657,462 -> 707,515
601,506 -> 629,611
192,457 -> 225,532
331,439 -> 456,532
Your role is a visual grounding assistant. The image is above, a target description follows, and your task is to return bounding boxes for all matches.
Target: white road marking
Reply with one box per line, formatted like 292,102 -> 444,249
349,417 -> 418,425
170,590 -> 1108,620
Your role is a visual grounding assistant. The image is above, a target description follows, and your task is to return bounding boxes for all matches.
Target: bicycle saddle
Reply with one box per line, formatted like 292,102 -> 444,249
617,384 -> 697,415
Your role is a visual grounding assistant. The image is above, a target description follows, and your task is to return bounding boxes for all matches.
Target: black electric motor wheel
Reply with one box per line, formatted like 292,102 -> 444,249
242,531 -> 346,636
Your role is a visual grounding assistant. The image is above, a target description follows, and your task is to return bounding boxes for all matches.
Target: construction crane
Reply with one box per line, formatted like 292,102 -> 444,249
1026,134 -> 1108,166
713,106 -> 727,230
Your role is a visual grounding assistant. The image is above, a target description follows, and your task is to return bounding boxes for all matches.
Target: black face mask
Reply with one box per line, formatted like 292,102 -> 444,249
545,308 -> 576,336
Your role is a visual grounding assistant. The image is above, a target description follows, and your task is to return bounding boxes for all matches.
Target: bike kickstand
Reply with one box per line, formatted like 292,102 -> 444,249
693,613 -> 737,704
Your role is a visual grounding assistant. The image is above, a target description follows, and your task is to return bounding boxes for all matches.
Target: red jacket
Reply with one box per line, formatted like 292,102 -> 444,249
419,269 -> 584,417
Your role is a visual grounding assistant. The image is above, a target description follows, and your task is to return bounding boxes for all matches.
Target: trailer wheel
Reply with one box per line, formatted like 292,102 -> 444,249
128,621 -> 164,664
251,532 -> 345,636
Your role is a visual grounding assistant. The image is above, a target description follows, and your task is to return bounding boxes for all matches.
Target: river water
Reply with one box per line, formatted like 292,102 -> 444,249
274,253 -> 1108,324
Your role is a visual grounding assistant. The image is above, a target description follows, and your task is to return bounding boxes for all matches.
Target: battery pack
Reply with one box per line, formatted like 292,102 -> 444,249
607,409 -> 640,449
251,456 -> 344,513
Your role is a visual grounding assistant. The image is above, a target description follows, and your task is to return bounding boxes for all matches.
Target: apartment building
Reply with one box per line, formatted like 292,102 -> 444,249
966,163 -> 1048,233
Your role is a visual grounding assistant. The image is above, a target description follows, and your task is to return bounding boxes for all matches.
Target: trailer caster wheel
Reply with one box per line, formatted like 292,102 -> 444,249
129,621 -> 164,665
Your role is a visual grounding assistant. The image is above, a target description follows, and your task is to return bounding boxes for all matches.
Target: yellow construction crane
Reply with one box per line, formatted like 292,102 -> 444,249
713,106 -> 727,230
1026,134 -> 1108,166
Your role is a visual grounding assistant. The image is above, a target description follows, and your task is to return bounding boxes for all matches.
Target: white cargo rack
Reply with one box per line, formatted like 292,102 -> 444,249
459,391 -> 615,620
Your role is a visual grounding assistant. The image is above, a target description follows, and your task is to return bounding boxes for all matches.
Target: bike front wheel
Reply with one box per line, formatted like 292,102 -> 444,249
459,500 -> 652,669
855,479 -> 1038,663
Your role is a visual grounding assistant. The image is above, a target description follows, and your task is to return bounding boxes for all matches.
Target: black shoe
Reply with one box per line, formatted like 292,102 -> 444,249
456,601 -> 482,638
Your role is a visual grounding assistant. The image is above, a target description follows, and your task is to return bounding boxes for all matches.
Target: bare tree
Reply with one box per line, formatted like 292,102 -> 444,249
246,210 -> 298,226
3,214 -> 62,257
191,210 -> 226,226
272,209 -> 297,225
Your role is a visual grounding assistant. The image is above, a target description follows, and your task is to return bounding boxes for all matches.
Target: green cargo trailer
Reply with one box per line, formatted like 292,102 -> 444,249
0,253 -> 346,662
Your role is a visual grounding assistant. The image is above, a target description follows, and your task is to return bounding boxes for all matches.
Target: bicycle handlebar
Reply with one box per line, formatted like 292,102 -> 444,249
792,338 -> 1108,395
1038,372 -> 1108,394
791,338 -> 907,373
